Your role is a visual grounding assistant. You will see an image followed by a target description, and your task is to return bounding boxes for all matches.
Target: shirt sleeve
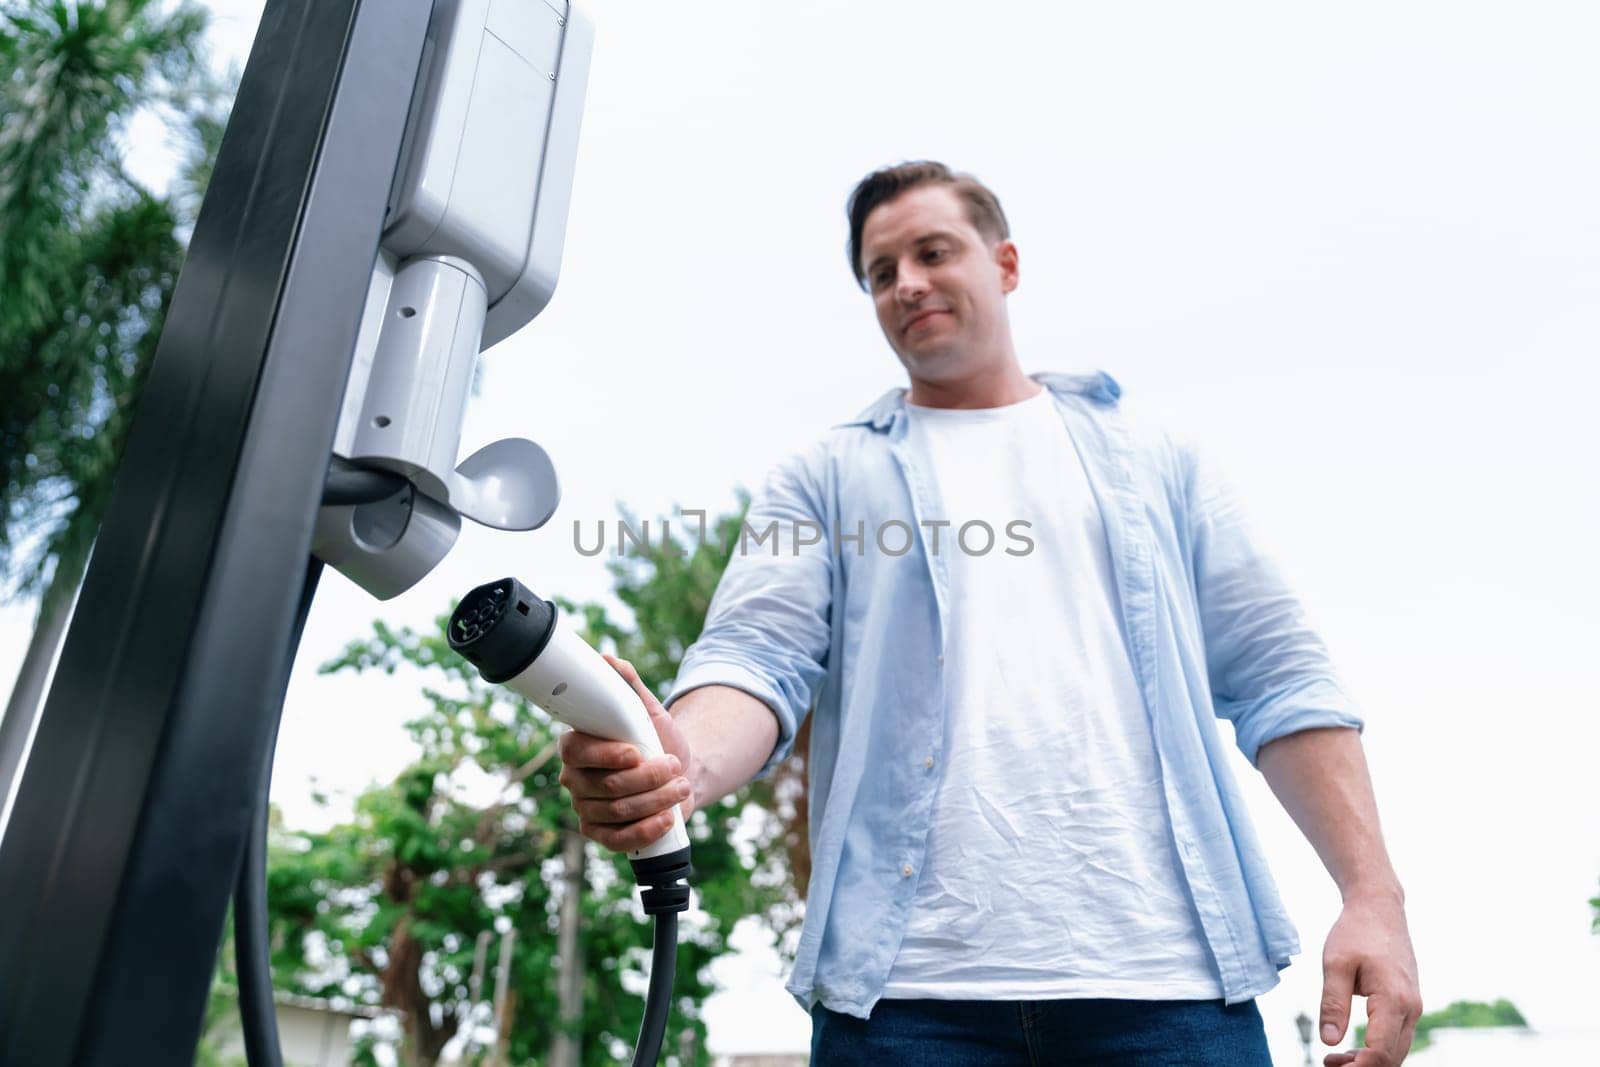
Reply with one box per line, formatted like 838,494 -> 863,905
666,444 -> 833,779
1183,440 -> 1365,765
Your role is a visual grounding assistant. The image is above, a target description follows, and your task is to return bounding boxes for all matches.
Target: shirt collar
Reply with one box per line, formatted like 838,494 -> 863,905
835,370 -> 1122,433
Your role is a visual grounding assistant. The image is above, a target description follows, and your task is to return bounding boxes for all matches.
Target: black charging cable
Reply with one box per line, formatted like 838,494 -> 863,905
629,851 -> 693,1066
235,557 -> 323,1067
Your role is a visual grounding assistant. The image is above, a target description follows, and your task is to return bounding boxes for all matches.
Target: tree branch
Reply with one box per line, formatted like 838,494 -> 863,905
468,738 -> 561,845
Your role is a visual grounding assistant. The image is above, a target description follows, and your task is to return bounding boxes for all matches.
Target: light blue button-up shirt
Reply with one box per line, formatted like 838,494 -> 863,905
666,370 -> 1364,1019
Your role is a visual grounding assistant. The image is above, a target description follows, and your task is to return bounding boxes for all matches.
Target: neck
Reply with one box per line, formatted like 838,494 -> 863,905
906,353 -> 1038,410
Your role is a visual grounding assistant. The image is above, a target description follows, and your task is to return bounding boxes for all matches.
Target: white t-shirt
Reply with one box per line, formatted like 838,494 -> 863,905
881,386 -> 1222,1000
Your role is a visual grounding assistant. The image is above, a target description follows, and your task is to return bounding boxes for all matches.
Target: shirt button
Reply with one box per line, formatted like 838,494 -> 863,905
936,654 -> 945,664
924,756 -> 934,769
901,864 -> 913,878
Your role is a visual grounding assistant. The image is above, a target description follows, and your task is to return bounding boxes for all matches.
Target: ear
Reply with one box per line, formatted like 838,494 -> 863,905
993,239 -> 1019,294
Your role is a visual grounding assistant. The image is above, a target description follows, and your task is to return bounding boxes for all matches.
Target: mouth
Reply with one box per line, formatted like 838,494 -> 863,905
902,309 -> 948,335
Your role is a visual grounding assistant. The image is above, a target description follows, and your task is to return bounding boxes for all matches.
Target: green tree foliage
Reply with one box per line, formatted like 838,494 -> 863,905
1355,998 -> 1527,1055
0,0 -> 210,602
268,506 -> 807,1067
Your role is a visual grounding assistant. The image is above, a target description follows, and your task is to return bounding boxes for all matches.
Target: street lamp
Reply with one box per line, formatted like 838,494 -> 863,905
1295,1011 -> 1314,1065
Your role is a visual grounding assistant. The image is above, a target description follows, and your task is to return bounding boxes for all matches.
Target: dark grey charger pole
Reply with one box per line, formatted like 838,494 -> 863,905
0,1 -> 432,1062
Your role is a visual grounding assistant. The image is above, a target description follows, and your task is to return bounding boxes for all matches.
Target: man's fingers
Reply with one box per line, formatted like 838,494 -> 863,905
604,654 -> 674,717
573,775 -> 691,825
604,653 -> 653,701
1353,992 -> 1410,1067
601,654 -> 687,766
561,753 -> 679,797
1396,1004 -> 1419,1064
1323,1054 -> 1358,1067
1320,952 -> 1357,1047
579,808 -> 679,853
557,732 -> 643,772
559,656 -> 692,851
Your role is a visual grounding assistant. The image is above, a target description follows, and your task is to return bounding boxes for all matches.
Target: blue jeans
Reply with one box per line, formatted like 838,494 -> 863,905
810,997 -> 1272,1066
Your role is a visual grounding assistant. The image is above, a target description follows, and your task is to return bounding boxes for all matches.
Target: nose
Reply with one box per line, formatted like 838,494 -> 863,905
896,261 -> 930,304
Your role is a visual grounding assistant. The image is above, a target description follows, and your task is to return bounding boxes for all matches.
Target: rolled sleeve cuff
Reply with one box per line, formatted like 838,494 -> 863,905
1235,679 -> 1366,766
666,658 -> 797,780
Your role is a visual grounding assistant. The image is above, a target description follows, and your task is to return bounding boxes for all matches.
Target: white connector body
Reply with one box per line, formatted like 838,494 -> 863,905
499,615 -> 691,861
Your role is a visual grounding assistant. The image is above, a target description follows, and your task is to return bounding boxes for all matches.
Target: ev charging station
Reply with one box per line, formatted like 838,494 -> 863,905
0,1 -> 690,1063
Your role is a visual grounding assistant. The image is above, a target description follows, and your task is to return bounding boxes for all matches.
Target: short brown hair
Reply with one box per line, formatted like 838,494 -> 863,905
846,160 -> 1010,289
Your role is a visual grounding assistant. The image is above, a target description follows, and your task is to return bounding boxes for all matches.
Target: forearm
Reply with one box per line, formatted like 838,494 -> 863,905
1257,726 -> 1403,902
668,683 -> 781,811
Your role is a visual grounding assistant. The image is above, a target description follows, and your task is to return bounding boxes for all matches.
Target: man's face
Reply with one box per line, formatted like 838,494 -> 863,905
858,184 -> 1019,385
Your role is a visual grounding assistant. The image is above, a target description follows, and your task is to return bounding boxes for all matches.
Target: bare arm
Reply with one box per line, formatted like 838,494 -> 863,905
1258,726 -> 1401,898
1256,727 -> 1421,1067
668,682 -> 780,813
555,657 -> 779,852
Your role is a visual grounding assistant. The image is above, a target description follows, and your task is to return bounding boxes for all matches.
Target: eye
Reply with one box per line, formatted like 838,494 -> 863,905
923,247 -> 948,264
871,267 -> 894,288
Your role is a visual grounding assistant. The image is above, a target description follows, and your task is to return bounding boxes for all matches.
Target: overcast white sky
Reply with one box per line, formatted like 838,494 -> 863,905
3,1 -> 1598,1063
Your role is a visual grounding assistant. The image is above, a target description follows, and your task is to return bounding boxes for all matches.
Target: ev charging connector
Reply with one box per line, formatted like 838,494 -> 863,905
448,578 -> 692,1066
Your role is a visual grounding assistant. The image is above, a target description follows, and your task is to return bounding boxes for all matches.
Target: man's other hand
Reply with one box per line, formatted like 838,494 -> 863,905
1318,890 -> 1422,1067
555,654 -> 696,852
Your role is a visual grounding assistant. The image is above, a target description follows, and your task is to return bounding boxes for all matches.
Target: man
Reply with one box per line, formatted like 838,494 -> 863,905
558,162 -> 1420,1066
